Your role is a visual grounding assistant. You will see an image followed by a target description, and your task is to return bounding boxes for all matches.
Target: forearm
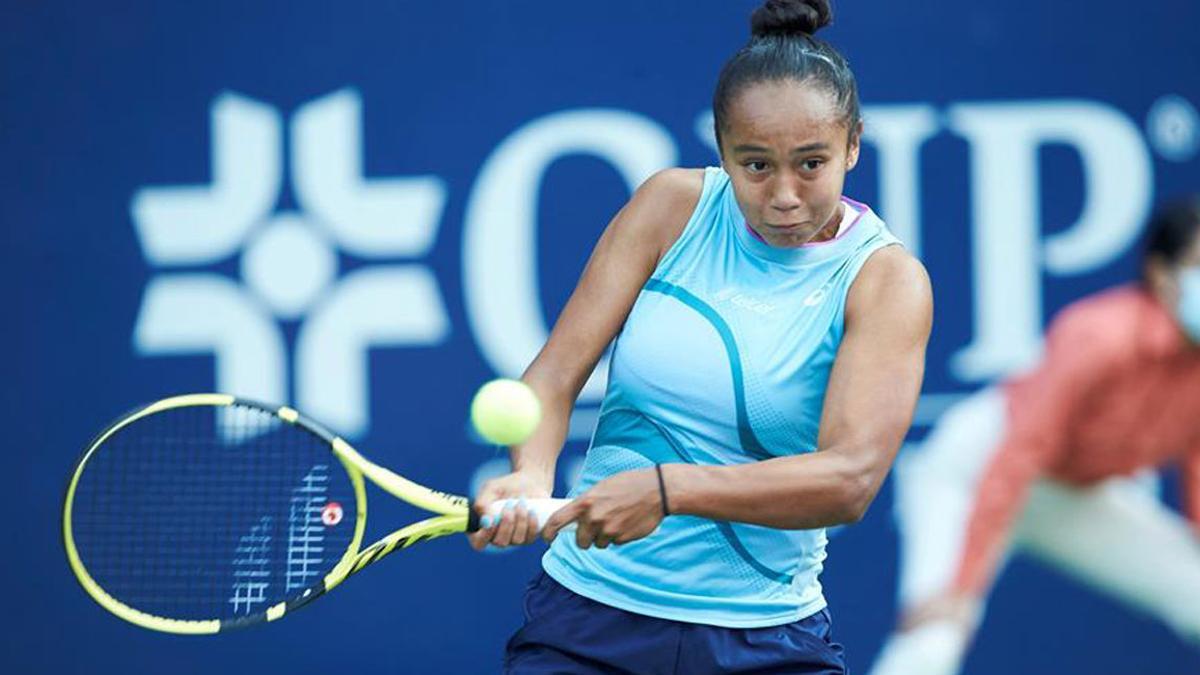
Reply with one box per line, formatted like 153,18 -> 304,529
665,448 -> 878,529
507,361 -> 586,487
950,443 -> 1040,595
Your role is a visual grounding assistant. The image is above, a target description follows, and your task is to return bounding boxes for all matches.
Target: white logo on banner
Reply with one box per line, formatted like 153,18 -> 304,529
134,89 -> 1172,440
463,109 -> 677,401
131,90 -> 449,437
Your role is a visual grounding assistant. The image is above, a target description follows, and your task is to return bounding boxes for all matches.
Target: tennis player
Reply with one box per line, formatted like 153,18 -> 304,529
471,1 -> 932,672
869,199 -> 1200,675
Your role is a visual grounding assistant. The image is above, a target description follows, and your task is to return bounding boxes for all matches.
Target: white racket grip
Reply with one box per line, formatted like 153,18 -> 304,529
483,497 -> 573,532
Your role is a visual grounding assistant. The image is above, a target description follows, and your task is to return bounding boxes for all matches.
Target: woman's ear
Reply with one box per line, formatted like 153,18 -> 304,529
845,120 -> 864,171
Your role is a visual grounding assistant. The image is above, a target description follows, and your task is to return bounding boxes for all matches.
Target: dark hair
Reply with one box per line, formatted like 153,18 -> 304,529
1143,197 -> 1200,277
712,0 -> 861,152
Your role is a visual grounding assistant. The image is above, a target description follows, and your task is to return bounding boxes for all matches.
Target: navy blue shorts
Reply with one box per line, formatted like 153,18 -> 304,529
504,571 -> 846,674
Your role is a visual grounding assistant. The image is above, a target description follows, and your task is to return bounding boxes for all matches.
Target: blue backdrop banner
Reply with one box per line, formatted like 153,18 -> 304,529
4,1 -> 1199,673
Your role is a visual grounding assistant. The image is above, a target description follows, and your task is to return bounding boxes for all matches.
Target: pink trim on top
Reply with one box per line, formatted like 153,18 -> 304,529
800,198 -> 866,248
742,197 -> 867,248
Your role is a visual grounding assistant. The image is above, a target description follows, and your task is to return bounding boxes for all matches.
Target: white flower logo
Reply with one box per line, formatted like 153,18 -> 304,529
131,89 -> 449,437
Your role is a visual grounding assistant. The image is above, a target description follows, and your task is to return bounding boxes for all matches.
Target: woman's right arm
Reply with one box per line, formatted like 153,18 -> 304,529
468,168 -> 702,550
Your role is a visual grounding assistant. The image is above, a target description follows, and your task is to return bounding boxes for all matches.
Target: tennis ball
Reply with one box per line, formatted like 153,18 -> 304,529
470,379 -> 542,445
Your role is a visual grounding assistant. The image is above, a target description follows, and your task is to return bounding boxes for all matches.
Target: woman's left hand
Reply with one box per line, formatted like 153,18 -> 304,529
542,467 -> 667,549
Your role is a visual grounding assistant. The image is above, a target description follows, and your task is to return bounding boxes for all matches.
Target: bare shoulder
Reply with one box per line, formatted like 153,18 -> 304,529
616,168 -> 705,259
846,245 -> 933,333
634,167 -> 705,208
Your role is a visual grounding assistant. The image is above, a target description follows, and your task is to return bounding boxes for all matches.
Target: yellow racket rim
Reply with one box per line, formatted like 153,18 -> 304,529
63,394 -> 375,634
63,394 -> 238,633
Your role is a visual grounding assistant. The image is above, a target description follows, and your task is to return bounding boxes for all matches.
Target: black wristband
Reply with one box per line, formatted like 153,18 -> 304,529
654,463 -> 671,517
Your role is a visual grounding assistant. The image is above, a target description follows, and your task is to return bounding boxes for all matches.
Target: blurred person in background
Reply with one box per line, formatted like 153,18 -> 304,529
870,198 -> 1200,675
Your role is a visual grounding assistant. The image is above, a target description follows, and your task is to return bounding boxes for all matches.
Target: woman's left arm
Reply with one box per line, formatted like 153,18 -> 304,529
543,246 -> 932,545
672,245 -> 931,528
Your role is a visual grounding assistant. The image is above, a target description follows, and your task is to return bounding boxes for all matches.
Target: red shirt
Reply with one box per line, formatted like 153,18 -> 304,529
954,286 -> 1200,595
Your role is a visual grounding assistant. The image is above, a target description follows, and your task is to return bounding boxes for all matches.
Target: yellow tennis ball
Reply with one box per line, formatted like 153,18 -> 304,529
470,379 -> 542,445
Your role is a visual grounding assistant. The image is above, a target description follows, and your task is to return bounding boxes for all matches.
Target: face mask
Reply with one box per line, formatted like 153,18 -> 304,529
1178,266 -> 1200,343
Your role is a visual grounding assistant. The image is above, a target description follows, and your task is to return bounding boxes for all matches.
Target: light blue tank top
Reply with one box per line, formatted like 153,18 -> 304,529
543,166 -> 901,628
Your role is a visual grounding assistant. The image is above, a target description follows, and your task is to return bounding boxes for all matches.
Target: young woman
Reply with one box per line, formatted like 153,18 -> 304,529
472,1 -> 932,672
869,200 -> 1200,675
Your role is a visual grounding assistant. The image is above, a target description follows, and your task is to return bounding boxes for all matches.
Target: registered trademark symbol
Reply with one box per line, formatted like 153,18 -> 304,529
1146,94 -> 1199,162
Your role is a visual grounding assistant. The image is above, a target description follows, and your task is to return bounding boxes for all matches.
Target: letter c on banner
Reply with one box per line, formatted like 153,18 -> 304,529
463,109 -> 678,401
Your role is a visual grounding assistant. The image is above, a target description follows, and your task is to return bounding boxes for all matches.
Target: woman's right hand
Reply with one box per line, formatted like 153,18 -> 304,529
468,470 -> 554,551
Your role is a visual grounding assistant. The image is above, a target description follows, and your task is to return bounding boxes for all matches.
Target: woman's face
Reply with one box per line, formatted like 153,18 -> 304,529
720,79 -> 860,248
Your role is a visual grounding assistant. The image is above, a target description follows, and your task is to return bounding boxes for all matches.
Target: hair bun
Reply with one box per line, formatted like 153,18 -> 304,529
750,0 -> 833,38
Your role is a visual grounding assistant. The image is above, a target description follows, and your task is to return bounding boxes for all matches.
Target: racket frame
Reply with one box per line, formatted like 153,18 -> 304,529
63,393 -> 475,634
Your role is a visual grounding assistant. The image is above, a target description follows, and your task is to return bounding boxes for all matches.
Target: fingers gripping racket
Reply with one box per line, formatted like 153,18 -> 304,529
62,394 -> 568,634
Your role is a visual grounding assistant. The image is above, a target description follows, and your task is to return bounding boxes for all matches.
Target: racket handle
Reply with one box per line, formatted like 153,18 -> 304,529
466,497 -> 573,532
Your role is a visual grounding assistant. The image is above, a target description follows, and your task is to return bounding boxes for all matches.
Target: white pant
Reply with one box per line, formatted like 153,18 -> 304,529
870,388 -> 1200,675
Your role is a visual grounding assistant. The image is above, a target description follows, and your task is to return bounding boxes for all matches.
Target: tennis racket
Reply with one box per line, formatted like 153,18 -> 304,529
62,393 -> 569,634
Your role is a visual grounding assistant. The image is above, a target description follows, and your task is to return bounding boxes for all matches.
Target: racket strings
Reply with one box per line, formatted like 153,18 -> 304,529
70,403 -> 356,622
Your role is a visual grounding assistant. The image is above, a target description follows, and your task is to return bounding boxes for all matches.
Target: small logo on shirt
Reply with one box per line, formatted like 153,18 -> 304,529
714,288 -> 778,315
803,287 -> 829,307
